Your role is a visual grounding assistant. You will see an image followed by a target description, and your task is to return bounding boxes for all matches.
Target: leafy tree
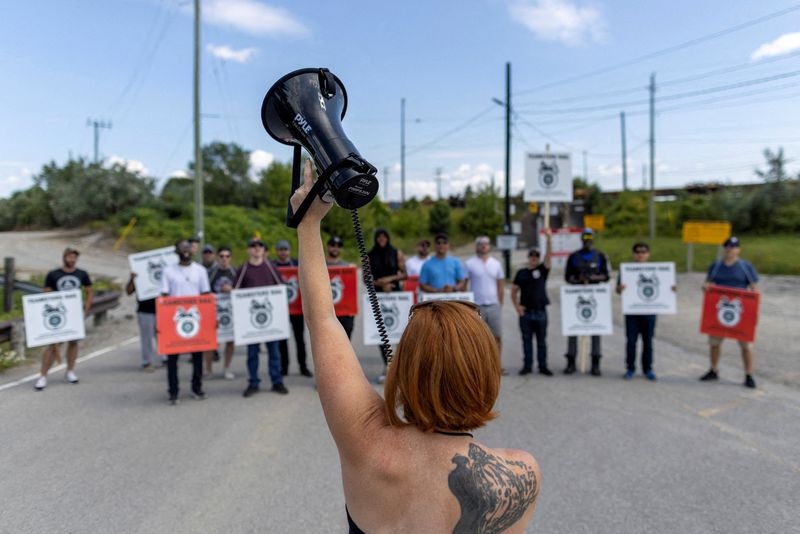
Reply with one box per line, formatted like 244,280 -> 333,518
255,160 -> 293,208
160,176 -> 194,205
459,185 -> 502,237
0,186 -> 55,230
429,201 -> 451,235
193,142 -> 254,207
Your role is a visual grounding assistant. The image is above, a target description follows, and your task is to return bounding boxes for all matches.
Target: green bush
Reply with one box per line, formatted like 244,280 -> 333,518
429,201 -> 451,235
459,186 -> 503,237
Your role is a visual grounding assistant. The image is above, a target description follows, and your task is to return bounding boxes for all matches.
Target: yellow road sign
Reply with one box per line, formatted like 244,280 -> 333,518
528,202 -> 538,214
583,214 -> 605,231
682,221 -> 731,245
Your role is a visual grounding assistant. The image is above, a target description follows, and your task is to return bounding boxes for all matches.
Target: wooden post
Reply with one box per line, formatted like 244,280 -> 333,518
10,320 -> 25,360
3,257 -> 14,313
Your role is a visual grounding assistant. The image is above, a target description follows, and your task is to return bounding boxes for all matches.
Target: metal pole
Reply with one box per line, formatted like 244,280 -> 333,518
382,166 -> 389,203
436,167 -> 443,200
503,62 -> 511,279
193,0 -> 204,245
620,111 -> 628,190
93,122 -> 99,163
649,72 -> 656,240
582,150 -> 588,181
3,257 -> 14,313
400,98 -> 406,204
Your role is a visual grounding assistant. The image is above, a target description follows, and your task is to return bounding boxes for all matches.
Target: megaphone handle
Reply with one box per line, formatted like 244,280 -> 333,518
285,145 -> 302,227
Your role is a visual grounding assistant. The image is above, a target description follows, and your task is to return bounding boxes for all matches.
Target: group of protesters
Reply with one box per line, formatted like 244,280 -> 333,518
31,225 -> 760,402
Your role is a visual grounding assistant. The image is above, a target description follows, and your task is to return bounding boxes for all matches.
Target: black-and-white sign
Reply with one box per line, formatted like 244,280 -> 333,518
620,262 -> 677,315
128,246 -> 179,301
215,293 -> 234,343
363,292 -> 414,345
231,286 -> 290,345
23,289 -> 86,347
496,235 -> 518,251
419,292 -> 475,303
524,152 -> 573,202
560,285 -> 613,336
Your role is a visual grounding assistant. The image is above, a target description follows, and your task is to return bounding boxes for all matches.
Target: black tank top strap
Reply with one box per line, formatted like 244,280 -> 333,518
346,505 -> 366,534
434,430 -> 474,438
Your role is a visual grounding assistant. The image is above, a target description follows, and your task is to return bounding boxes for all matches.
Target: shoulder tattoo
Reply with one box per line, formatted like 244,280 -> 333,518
448,443 -> 538,533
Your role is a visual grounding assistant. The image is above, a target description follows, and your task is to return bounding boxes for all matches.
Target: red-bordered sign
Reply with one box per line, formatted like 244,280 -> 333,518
156,295 -> 218,354
277,265 -> 359,316
404,275 -> 420,304
700,284 -> 759,343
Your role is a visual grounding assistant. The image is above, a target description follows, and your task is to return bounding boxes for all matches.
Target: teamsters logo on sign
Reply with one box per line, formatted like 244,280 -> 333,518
538,160 -> 558,189
217,302 -> 232,329
147,259 -> 166,285
576,295 -> 597,323
174,306 -> 201,339
250,299 -> 274,329
637,273 -> 659,301
43,303 -> 67,331
717,297 -> 743,327
381,302 -> 401,332
331,276 -> 344,305
285,276 -> 299,304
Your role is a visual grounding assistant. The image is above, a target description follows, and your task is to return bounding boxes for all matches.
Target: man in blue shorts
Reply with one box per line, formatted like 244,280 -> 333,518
419,233 -> 466,293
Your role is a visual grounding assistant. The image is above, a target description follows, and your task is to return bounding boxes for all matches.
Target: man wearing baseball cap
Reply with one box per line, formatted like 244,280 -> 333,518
325,236 -> 357,340
563,228 -> 610,376
273,239 -> 311,377
201,244 -> 218,271
701,236 -> 760,388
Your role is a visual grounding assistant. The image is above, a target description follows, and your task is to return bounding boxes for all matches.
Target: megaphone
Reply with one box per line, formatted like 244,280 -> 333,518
261,68 -> 379,228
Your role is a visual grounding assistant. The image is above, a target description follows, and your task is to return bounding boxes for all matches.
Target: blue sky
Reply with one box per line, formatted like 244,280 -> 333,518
2,0 -> 799,201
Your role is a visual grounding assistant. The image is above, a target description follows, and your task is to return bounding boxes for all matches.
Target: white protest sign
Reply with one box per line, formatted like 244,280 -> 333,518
215,293 -> 234,343
128,246 -> 179,301
419,292 -> 475,303
22,289 -> 86,348
560,284 -> 613,336
524,152 -> 573,202
539,228 -> 583,270
363,292 -> 414,345
620,262 -> 677,315
231,286 -> 290,345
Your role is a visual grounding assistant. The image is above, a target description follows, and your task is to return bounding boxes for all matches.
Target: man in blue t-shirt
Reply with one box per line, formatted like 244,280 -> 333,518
700,236 -> 760,388
419,233 -> 466,293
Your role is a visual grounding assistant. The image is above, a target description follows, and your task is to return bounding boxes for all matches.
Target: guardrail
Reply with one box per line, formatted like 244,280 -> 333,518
0,291 -> 122,360
0,274 -> 43,295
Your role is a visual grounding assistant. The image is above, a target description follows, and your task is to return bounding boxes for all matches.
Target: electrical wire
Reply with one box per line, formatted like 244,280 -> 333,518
405,105 -> 499,156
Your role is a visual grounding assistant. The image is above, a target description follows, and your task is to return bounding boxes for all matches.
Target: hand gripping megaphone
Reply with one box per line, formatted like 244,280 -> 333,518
261,68 -> 379,228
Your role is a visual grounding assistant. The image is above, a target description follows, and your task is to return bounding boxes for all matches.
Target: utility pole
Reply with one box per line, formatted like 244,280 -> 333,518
620,111 -> 628,190
642,164 -> 647,189
436,167 -> 443,200
382,166 -> 390,203
582,150 -> 588,181
86,119 -> 112,163
193,0 -> 204,245
503,62 -> 512,279
400,98 -> 406,204
649,72 -> 656,240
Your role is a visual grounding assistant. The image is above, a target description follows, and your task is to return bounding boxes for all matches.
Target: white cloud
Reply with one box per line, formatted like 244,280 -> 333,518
249,149 -> 275,174
751,32 -> 800,61
107,155 -> 149,175
0,175 -> 29,198
170,170 -> 189,179
204,0 -> 309,37
207,44 -> 259,63
509,0 -> 605,46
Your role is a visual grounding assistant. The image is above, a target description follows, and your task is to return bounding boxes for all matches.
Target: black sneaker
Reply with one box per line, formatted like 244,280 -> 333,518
744,374 -> 756,389
700,369 -> 719,381
191,391 -> 207,400
168,396 -> 179,406
242,385 -> 260,398
271,383 -> 289,395
518,368 -> 532,376
300,368 -> 313,378
539,367 -> 554,376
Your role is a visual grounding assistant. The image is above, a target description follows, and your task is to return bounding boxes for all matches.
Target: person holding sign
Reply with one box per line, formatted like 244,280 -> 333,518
125,273 -> 161,372
207,246 -> 237,379
563,228 -> 610,376
237,238 -> 289,397
615,243 -> 675,381
34,247 -> 93,391
512,232 -> 553,376
700,237 -> 759,389
291,160 -> 540,533
419,234 -> 466,293
160,239 -> 211,405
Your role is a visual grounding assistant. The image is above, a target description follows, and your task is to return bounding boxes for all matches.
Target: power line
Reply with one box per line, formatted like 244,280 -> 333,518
405,105 -> 498,156
514,4 -> 800,95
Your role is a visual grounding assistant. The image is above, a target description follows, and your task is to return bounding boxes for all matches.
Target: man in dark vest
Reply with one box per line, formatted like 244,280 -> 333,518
564,228 -> 610,376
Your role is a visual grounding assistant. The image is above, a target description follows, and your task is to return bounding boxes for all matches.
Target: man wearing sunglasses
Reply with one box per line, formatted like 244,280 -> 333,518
701,236 -> 759,388
419,234 -> 466,294
207,246 -> 237,379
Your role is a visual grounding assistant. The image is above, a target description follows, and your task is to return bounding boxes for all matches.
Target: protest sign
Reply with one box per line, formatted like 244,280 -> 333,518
329,266 -> 358,316
156,294 -> 217,354
215,293 -> 234,344
362,292 -> 414,345
539,228 -> 583,269
620,262 -> 677,315
277,266 -> 302,315
231,286 -> 290,345
23,289 -> 85,348
419,292 -> 475,303
524,152 -> 573,202
560,284 -> 613,336
404,275 -> 420,303
700,284 -> 759,343
128,247 -> 179,301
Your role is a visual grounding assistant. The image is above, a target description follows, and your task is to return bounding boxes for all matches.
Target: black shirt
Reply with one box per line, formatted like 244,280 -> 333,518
565,249 -> 609,285
513,264 -> 550,310
137,298 -> 156,314
209,266 -> 237,294
44,268 -> 92,292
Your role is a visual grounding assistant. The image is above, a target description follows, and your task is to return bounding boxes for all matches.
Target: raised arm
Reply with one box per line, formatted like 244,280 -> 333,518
293,161 -> 385,461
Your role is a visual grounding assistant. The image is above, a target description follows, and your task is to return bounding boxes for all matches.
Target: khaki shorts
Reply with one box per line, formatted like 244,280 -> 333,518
708,336 -> 751,350
479,303 -> 503,338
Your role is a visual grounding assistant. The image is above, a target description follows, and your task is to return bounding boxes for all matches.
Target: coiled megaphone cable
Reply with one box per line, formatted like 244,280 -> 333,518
351,209 -> 393,365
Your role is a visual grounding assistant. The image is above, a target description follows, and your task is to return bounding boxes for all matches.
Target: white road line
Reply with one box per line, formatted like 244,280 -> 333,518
0,336 -> 139,392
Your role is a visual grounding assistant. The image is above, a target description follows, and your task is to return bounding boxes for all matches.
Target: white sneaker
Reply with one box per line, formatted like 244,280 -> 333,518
65,370 -> 79,384
34,376 -> 47,390
224,369 -> 235,380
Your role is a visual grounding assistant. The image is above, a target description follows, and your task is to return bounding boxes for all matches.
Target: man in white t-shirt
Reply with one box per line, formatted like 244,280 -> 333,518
404,239 -> 431,277
160,239 -> 211,405
465,236 -> 506,374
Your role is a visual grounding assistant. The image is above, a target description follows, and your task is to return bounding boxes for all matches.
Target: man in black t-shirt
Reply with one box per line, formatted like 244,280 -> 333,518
35,247 -> 93,391
511,232 -> 552,376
